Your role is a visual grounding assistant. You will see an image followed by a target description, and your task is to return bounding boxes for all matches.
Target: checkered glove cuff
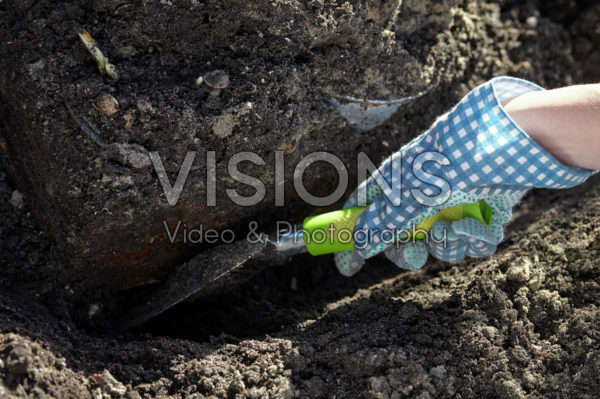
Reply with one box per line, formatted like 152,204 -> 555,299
335,77 -> 597,275
434,77 -> 595,192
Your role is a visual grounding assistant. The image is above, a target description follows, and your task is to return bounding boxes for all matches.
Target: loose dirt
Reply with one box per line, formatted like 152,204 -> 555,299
1,1 -> 600,398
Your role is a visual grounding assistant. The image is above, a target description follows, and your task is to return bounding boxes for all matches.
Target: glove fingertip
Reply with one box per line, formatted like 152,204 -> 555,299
385,242 -> 428,270
452,217 -> 503,245
465,240 -> 498,258
334,250 -> 365,277
428,234 -> 466,264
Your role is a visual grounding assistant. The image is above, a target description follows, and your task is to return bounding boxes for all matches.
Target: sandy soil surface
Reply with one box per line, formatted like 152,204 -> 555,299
1,1 -> 600,398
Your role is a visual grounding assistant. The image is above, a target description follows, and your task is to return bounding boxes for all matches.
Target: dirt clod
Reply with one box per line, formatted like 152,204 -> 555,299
506,256 -> 532,282
107,143 -> 151,169
203,70 -> 230,89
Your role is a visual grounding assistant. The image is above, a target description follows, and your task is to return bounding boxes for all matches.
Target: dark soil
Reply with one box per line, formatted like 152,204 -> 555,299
1,1 -> 600,398
2,0 -> 597,290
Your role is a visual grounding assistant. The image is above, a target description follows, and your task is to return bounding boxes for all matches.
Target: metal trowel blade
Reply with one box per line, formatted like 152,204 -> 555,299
118,234 -> 292,331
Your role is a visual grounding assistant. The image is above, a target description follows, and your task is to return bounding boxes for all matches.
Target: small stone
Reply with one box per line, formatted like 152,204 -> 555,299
10,190 -> 24,209
195,76 -> 203,85
526,16 -> 538,29
203,69 -> 229,89
96,94 -> 119,116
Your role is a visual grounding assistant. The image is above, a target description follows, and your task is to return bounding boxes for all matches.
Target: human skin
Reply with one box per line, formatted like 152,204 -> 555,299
502,83 -> 600,171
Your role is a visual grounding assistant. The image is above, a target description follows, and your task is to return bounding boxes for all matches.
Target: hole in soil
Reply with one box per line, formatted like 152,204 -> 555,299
120,254 -> 399,341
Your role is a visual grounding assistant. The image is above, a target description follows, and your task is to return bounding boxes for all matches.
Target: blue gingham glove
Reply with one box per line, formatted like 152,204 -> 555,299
335,76 -> 598,276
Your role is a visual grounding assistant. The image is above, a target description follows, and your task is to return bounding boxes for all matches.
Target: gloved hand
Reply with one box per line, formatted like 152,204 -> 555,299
335,76 -> 598,276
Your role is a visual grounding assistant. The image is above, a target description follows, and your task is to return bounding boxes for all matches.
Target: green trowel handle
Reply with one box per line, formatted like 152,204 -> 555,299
302,200 -> 492,256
